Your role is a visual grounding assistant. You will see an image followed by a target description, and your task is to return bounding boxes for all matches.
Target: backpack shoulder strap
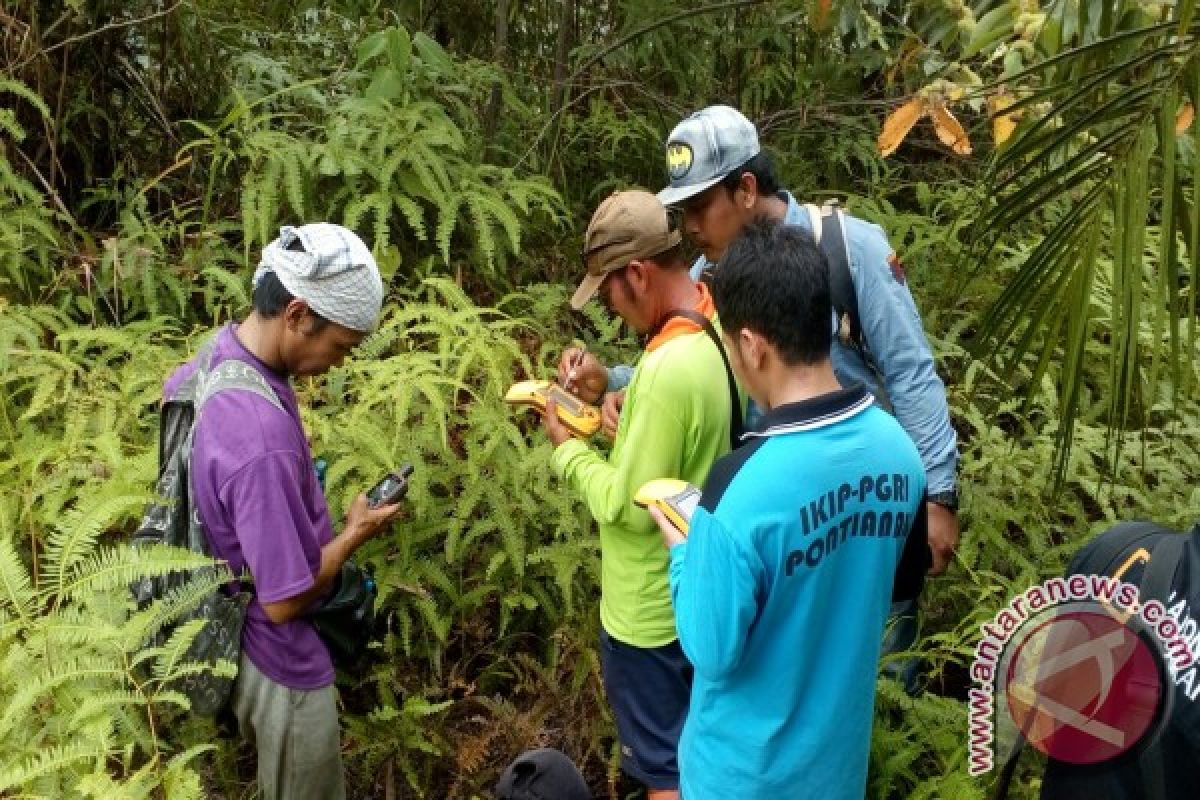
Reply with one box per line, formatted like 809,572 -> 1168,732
803,203 -> 824,242
184,358 -> 283,561
166,336 -> 221,405
1070,520 -> 1170,577
662,309 -> 744,450
816,202 -> 866,353
196,359 -> 284,413
1140,531 -> 1187,604
1136,532 -> 1187,800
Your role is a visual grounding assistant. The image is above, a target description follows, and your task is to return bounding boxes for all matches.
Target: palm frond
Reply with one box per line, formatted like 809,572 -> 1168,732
971,8 -> 1200,482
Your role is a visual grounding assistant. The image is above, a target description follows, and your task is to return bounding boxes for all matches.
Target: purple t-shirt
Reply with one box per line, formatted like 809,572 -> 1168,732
164,324 -> 334,690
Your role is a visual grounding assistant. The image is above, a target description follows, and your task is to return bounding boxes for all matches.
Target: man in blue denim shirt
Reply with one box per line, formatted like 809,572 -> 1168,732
558,107 -> 959,679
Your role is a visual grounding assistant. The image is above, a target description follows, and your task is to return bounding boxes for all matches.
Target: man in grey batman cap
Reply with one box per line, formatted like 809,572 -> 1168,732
165,223 -> 400,800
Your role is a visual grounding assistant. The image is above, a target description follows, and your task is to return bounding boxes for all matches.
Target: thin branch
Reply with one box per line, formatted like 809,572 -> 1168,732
0,8 -> 30,37
569,0 -> 769,81
538,0 -> 769,173
9,2 -> 185,72
513,82 -> 628,171
43,1 -> 185,56
11,144 -> 72,221
116,52 -> 178,144
36,10 -> 75,44
138,155 -> 193,197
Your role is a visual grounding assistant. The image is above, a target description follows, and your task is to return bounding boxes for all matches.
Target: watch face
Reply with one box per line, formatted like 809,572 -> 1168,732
929,492 -> 958,510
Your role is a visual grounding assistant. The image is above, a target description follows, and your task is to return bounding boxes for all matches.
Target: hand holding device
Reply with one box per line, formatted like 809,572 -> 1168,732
634,478 -> 702,537
505,380 -> 602,438
366,464 -> 415,508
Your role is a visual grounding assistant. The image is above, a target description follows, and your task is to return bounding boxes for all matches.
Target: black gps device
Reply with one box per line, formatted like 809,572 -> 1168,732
366,464 -> 415,508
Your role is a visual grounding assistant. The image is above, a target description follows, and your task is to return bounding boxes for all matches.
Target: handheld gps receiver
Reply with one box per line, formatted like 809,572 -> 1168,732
366,464 -> 414,508
504,380 -> 602,438
634,479 -> 702,537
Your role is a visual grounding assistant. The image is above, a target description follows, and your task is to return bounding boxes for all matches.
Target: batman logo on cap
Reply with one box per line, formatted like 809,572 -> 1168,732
666,142 -> 693,180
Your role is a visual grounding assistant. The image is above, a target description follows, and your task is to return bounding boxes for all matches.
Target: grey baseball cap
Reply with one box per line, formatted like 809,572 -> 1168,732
656,105 -> 761,207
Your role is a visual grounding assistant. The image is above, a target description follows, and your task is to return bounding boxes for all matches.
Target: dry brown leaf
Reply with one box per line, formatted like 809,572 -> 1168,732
993,114 -> 1018,146
989,93 -> 1019,145
1176,103 -> 1194,134
930,105 -> 973,156
878,98 -> 926,157
813,0 -> 833,30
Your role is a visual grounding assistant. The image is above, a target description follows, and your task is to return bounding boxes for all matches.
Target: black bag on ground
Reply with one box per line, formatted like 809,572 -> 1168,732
131,339 -> 282,715
307,559 -> 378,666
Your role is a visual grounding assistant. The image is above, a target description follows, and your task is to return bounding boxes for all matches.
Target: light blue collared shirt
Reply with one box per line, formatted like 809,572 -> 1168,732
607,191 -> 958,493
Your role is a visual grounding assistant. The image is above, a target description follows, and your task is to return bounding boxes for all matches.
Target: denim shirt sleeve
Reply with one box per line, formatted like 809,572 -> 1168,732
605,364 -> 635,392
606,254 -> 712,392
847,217 -> 959,493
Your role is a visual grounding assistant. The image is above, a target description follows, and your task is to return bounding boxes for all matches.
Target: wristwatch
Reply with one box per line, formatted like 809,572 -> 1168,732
927,490 -> 959,513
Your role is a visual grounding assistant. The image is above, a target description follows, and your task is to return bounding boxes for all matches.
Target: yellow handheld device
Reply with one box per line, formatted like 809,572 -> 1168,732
634,479 -> 702,537
504,380 -> 602,438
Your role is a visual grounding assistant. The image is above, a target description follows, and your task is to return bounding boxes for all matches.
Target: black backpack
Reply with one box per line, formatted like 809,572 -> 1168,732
996,520 -> 1200,800
131,336 -> 282,715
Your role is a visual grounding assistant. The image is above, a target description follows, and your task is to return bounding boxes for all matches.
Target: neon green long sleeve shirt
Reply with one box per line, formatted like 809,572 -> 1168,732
552,326 -> 733,648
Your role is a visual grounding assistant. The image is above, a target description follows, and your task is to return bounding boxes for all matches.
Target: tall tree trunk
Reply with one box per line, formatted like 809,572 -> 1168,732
544,0 -> 575,171
550,0 -> 574,117
483,0 -> 509,145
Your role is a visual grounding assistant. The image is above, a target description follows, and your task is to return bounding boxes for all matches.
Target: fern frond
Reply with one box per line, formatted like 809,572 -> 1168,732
435,195 -> 462,264
0,661 -> 127,735
0,530 -> 35,623
60,544 -> 217,601
67,690 -> 150,730
124,571 -> 228,648
150,618 -> 207,682
0,742 -> 105,793
199,265 -> 250,310
41,493 -> 149,601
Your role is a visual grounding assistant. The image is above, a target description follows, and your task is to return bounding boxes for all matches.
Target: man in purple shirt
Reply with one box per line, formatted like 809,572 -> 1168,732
164,223 -> 400,800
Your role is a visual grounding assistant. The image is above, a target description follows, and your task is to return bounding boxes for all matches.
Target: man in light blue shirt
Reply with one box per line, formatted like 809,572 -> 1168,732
666,105 -> 956,563
647,220 -> 930,798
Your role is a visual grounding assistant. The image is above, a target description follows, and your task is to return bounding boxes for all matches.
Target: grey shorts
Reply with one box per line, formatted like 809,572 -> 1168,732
231,652 -> 345,800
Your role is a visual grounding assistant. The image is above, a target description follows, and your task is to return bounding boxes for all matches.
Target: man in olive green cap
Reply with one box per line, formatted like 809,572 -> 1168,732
538,190 -> 739,798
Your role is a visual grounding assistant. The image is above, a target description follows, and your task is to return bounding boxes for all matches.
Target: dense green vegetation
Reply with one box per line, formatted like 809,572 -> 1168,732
1,1 -> 1198,797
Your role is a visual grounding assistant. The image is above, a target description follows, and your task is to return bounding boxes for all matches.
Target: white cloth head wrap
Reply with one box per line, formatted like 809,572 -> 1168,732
253,223 -> 383,332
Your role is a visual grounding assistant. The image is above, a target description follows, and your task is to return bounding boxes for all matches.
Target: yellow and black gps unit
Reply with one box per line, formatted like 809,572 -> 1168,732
634,479 -> 702,537
504,380 -> 602,438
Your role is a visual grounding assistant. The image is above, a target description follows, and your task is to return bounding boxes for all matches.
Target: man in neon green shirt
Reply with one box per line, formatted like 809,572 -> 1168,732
540,190 -> 736,799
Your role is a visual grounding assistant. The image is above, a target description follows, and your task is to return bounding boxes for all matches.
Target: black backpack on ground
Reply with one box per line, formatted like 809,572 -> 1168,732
131,339 -> 282,715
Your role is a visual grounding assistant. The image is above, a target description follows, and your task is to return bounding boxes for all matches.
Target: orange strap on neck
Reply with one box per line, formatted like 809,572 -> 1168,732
647,283 -> 715,352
